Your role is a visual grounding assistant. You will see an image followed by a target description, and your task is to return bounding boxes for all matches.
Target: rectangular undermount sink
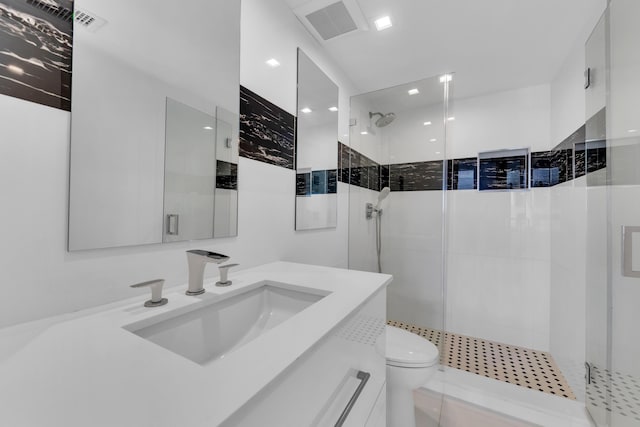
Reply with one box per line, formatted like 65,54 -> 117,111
124,281 -> 329,365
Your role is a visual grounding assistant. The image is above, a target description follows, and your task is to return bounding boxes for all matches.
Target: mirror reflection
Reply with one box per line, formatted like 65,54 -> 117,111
295,49 -> 339,230
68,0 -> 240,250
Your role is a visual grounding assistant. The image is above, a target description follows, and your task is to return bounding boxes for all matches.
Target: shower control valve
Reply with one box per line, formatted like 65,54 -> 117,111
366,202 -> 374,219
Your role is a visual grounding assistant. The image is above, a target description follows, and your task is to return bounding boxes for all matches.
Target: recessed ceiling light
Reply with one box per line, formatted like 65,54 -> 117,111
430,138 -> 437,142
361,131 -> 368,135
628,129 -> 638,133
447,117 -> 455,121
435,151 -> 441,154
423,121 -> 432,126
7,64 -> 24,76
374,16 -> 392,31
440,74 -> 453,83
203,126 -> 213,130
301,107 -> 312,114
408,88 -> 419,96
266,58 -> 280,67
328,106 -> 338,112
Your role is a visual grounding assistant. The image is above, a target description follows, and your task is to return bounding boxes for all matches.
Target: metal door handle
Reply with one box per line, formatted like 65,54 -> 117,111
334,370 -> 370,427
167,214 -> 179,235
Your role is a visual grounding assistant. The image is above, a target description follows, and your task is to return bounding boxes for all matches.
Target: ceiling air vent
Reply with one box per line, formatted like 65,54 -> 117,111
74,9 -> 107,32
293,0 -> 369,42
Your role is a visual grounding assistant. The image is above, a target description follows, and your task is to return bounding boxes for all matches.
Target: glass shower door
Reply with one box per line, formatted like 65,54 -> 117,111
586,1 -> 640,426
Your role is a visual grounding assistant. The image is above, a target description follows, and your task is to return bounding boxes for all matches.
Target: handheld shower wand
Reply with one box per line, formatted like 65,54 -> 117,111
366,187 -> 391,273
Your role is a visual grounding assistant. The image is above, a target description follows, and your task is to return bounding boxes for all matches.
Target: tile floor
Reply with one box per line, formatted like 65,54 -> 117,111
388,320 -> 576,400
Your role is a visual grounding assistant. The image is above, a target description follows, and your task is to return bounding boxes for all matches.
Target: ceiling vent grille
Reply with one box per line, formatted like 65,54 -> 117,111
293,0 -> 368,42
74,9 -> 107,32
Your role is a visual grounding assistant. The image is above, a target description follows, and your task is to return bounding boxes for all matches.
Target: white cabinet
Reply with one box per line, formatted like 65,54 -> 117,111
222,288 -> 387,426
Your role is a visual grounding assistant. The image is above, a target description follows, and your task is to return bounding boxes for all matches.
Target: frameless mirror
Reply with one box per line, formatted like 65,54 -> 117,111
68,0 -> 240,250
295,49 -> 339,230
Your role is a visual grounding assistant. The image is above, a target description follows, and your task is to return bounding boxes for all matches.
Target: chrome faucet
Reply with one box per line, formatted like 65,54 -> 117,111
185,250 -> 230,295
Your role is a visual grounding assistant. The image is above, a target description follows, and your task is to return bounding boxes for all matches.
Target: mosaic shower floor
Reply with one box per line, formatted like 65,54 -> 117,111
387,320 -> 576,400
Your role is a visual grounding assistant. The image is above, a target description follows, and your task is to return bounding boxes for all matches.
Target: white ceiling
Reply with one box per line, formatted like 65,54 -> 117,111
285,0 -> 606,99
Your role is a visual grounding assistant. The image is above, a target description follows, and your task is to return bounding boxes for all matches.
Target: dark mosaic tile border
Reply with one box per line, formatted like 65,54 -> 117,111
338,142 -> 382,191
390,161 -> 444,191
448,157 -> 478,190
215,160 -> 237,190
479,155 -> 528,191
336,108 -> 607,194
239,85 -> 295,169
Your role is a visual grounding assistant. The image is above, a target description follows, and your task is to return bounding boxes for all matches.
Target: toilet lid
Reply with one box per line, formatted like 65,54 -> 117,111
377,325 -> 439,368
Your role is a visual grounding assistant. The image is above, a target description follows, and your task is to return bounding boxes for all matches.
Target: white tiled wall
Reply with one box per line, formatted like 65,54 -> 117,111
446,189 -> 552,350
349,84 -> 555,350
0,0 -> 356,328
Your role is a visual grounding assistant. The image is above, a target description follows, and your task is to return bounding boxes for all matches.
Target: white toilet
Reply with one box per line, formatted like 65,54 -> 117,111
376,325 -> 439,427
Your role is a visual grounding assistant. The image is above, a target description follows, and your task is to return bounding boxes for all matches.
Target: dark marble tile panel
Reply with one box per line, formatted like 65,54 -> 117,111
338,142 -> 350,183
380,165 -> 390,190
216,161 -> 238,190
239,85 -> 295,169
586,141 -> 606,173
0,0 -> 73,111
327,169 -> 337,193
479,155 -> 528,190
550,148 -> 573,185
531,151 -> 553,188
448,157 -> 477,190
296,173 -> 310,196
390,161 -> 444,191
574,144 -> 586,178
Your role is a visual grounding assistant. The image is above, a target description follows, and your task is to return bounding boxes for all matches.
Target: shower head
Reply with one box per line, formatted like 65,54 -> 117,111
375,186 -> 391,209
369,111 -> 396,127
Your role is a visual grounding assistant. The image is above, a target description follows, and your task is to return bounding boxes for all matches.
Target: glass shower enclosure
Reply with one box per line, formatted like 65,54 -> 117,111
347,74 -> 451,425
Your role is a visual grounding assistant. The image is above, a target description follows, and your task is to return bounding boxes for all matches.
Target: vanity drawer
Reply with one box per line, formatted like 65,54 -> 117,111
221,289 -> 386,426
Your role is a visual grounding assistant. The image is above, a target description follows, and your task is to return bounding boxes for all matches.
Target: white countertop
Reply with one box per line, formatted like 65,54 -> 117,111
0,262 -> 390,427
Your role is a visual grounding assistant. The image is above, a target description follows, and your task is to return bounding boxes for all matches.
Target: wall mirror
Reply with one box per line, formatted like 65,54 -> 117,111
295,49 -> 339,230
68,0 -> 240,250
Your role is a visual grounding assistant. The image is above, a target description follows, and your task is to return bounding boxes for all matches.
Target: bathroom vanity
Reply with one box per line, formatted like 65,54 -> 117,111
0,262 -> 389,426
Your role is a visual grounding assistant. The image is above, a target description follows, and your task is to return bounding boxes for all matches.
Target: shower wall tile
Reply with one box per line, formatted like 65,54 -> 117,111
338,142 -> 350,183
389,161 -> 444,192
340,143 -> 381,191
296,173 -> 310,196
239,85 -> 295,169
575,145 -> 586,178
551,149 -> 573,185
327,169 -> 337,193
531,151 -> 554,188
380,165 -> 390,190
448,157 -> 478,190
479,155 -> 528,191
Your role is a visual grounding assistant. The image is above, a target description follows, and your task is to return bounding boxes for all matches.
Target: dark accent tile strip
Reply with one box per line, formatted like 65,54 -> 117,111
448,157 -> 478,190
239,85 -> 295,169
327,169 -> 337,193
479,155 -> 528,191
215,161 -> 238,190
339,142 -> 382,191
380,165 -> 390,190
296,173 -> 310,196
390,161 -> 444,192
